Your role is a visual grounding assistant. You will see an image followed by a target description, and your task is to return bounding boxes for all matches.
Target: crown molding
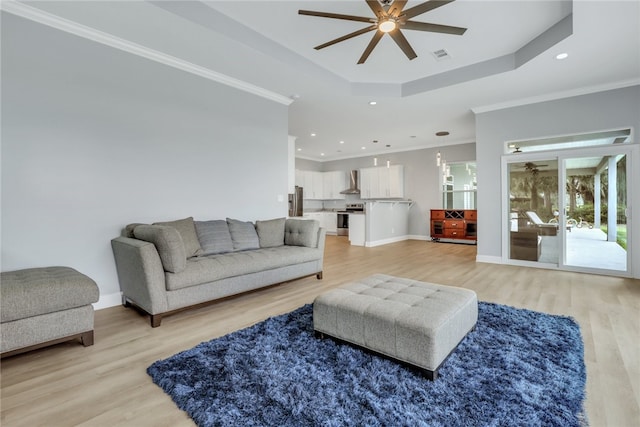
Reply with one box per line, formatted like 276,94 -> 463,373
0,1 -> 293,106
471,78 -> 640,114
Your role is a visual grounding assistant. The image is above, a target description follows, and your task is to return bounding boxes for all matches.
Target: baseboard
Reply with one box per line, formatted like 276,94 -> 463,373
476,255 -> 502,264
408,234 -> 429,241
93,292 -> 122,310
365,235 -> 411,247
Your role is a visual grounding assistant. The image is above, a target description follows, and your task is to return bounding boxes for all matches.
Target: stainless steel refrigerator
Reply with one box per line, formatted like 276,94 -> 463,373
288,186 -> 303,217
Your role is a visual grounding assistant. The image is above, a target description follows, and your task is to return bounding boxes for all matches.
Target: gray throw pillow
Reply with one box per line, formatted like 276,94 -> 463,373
133,225 -> 187,273
226,218 -> 260,251
285,219 -> 319,248
256,217 -> 286,248
194,220 -> 234,255
154,217 -> 202,258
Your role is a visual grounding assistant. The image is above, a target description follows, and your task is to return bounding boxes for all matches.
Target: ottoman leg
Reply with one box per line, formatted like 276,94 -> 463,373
80,331 -> 94,347
314,330 -> 325,339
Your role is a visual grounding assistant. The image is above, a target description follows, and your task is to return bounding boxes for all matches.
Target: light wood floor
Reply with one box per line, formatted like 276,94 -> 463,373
2,236 -> 639,426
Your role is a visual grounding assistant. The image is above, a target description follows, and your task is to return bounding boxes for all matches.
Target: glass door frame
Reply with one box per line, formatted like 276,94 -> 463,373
502,144 -> 636,277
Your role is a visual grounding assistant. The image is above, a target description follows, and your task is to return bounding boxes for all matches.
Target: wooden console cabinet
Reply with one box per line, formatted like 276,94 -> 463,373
430,209 -> 477,244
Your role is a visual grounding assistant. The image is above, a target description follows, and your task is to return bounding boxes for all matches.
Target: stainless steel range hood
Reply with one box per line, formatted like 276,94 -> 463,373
340,170 -> 360,194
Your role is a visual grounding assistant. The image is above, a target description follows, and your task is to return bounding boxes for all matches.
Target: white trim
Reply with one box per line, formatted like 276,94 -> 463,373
476,255 -> 502,264
0,1 -> 293,106
472,79 -> 640,114
365,235 -> 410,247
93,292 -> 122,310
408,234 -> 429,241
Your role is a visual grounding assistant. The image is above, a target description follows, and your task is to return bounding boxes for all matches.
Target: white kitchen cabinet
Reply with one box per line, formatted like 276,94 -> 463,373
323,171 -> 346,200
322,212 -> 337,234
360,165 -> 404,199
295,169 -> 346,200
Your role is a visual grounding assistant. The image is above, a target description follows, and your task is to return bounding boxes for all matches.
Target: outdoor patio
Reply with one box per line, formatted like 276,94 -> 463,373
539,227 -> 627,271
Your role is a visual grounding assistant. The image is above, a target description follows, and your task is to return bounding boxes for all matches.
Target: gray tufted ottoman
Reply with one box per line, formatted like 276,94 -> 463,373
1,267 -> 99,358
313,274 -> 477,380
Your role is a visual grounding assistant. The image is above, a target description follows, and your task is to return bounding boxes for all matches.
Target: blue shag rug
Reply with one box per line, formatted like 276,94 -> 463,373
147,302 -> 587,427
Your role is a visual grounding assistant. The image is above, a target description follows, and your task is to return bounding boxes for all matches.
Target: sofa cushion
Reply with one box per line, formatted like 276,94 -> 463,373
194,220 -> 234,256
285,218 -> 319,248
256,217 -> 285,248
227,218 -> 260,251
133,225 -> 187,273
165,246 -> 322,291
154,217 -> 202,258
124,223 -> 146,238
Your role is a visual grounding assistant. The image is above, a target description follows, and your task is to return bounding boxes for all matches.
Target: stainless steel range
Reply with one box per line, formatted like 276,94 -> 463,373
336,203 -> 365,236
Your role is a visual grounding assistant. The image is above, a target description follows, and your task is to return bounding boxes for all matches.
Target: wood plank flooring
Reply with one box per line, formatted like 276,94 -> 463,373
2,236 -> 639,426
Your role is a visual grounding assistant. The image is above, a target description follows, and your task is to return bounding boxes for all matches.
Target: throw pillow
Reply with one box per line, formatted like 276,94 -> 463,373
284,219 -> 319,248
226,218 -> 260,251
194,220 -> 234,255
133,225 -> 187,273
255,217 -> 286,248
154,217 -> 202,258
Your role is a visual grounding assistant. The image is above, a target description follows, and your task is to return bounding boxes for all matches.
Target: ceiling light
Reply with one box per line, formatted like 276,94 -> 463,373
373,140 -> 379,143
369,101 -> 377,105
556,52 -> 568,60
436,131 -> 450,136
378,19 -> 397,33
320,153 -> 325,156
339,140 -> 345,144
310,133 -> 316,137
297,148 -> 302,151
361,146 -> 366,150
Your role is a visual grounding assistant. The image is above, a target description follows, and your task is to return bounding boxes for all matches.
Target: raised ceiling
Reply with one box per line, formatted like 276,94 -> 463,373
4,0 -> 639,161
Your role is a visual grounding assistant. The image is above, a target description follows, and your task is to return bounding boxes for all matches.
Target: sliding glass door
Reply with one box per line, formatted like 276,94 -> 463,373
507,158 -> 559,265
504,144 -> 632,276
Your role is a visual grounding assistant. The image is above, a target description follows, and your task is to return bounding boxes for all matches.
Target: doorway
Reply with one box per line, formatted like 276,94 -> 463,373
503,131 -> 633,276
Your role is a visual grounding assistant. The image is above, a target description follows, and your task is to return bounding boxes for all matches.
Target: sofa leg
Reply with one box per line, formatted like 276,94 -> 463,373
80,331 -> 94,347
316,271 -> 323,280
150,314 -> 162,328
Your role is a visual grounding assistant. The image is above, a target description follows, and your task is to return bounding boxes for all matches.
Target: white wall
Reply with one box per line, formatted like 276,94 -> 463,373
475,85 -> 640,277
1,13 -> 290,306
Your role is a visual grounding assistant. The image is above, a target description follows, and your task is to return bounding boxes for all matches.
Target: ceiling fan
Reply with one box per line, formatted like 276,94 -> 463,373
299,0 -> 467,64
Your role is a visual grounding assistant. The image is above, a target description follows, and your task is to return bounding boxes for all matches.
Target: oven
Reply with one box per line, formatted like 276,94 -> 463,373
336,203 -> 364,236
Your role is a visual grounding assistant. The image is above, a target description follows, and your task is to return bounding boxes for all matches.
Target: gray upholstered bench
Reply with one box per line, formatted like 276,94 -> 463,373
313,274 -> 478,380
0,267 -> 99,358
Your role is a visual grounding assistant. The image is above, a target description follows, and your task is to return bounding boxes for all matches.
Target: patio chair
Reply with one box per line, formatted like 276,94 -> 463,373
525,211 -> 558,236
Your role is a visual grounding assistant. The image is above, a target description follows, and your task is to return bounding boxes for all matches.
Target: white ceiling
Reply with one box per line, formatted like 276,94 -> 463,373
7,0 -> 640,161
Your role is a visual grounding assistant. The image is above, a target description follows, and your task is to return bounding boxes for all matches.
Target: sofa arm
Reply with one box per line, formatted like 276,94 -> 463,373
111,237 -> 169,315
316,227 -> 326,252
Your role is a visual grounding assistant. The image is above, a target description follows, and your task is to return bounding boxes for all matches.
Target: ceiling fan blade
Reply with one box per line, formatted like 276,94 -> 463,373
299,10 -> 374,24
402,20 -> 467,35
314,25 -> 378,50
365,0 -> 386,19
388,0 -> 408,18
389,29 -> 417,60
402,0 -> 455,20
358,30 -> 384,64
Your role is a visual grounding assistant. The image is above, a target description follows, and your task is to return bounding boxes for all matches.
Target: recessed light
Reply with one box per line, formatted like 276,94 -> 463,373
361,147 -> 366,150
297,148 -> 302,151
556,52 -> 568,60
386,144 -> 391,148
410,135 -> 417,138
436,131 -> 450,136
373,140 -> 379,143
320,153 -> 325,156
310,133 -> 316,137
369,101 -> 377,105
339,140 -> 345,144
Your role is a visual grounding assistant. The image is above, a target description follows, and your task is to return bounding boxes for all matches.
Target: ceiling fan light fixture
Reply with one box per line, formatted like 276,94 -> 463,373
378,19 -> 397,33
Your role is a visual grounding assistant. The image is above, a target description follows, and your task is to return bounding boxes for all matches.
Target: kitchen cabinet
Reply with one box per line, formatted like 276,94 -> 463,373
295,169 -> 346,200
302,211 -> 337,234
430,209 -> 477,243
360,165 -> 404,199
322,171 -> 346,200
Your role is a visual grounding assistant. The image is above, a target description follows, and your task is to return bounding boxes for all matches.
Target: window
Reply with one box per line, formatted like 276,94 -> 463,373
442,162 -> 476,209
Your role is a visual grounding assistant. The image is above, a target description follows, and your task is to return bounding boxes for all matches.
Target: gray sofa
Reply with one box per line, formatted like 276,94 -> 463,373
111,216 -> 325,327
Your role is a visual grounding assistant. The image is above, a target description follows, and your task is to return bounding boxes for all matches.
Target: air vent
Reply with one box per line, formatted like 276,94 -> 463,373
432,49 -> 451,61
